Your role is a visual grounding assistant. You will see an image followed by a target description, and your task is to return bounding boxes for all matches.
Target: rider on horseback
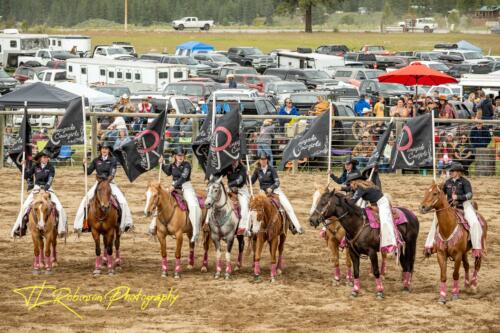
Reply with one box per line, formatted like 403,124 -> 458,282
346,172 -> 398,254
154,147 -> 201,242
12,150 -> 67,238
74,142 -> 133,234
218,159 -> 251,236
251,152 -> 304,235
424,162 -> 483,258
329,156 -> 360,191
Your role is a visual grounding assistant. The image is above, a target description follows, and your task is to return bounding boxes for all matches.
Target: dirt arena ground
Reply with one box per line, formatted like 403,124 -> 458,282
0,168 -> 499,333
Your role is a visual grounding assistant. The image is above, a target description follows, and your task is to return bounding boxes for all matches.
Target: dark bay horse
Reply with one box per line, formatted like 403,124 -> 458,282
29,191 -> 58,275
249,193 -> 288,283
87,178 -> 121,276
310,189 -> 419,299
145,180 -> 208,278
420,180 -> 488,304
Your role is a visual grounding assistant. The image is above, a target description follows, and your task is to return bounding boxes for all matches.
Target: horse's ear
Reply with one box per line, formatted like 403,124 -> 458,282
217,176 -> 222,184
437,181 -> 445,191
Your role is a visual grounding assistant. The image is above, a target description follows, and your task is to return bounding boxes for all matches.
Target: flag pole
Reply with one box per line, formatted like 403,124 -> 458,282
327,102 -> 333,183
431,112 -> 437,180
211,92 -> 217,134
19,102 -> 28,209
82,96 -> 88,220
245,154 -> 254,197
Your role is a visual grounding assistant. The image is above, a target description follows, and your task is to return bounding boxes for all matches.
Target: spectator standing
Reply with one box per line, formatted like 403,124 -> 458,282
354,95 -> 371,116
469,120 -> 492,149
478,90 -> 494,120
438,95 -> 454,119
278,98 -> 299,128
256,119 -> 275,166
454,134 -> 475,175
390,98 -> 407,117
437,132 -> 455,176
373,96 -> 385,118
351,131 -> 375,169
227,74 -> 237,89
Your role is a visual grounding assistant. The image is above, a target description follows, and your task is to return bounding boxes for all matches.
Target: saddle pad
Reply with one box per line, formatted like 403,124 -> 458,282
171,191 -> 188,211
110,195 -> 120,211
197,195 -> 205,209
454,209 -> 485,231
230,200 -> 241,220
268,195 -> 281,210
364,207 -> 408,229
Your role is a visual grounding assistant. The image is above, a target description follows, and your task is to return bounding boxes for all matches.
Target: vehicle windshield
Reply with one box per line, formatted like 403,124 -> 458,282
107,48 -> 128,55
51,50 -> 72,58
243,48 -> 263,55
427,53 -> 441,60
0,70 -> 11,79
365,71 -> 381,79
304,70 -> 331,79
20,38 -> 49,50
164,84 -> 203,96
210,54 -> 231,62
234,68 -> 258,74
290,94 -> 324,104
379,83 -> 409,91
276,83 -> 307,93
176,57 -> 199,65
94,86 -> 130,98
429,63 -> 449,71
451,87 -> 461,95
463,52 -> 483,60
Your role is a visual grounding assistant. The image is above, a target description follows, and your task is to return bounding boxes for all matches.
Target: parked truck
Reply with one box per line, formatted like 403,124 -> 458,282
172,17 -> 214,31
18,48 -> 79,66
398,17 -> 437,33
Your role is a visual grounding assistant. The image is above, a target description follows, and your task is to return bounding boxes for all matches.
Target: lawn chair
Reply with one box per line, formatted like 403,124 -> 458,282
55,145 -> 75,166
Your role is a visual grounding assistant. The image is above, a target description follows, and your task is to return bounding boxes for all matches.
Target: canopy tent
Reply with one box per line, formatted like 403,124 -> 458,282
175,41 -> 214,55
456,40 -> 482,53
54,82 -> 116,106
0,82 -> 82,108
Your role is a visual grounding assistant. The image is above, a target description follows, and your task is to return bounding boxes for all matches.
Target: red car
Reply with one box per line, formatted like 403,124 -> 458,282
360,45 -> 394,56
233,74 -> 280,92
13,66 -> 48,83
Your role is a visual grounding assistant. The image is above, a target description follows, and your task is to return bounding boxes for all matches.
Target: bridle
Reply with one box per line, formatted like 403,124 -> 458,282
207,182 -> 228,210
313,194 -> 349,225
149,186 -> 176,226
424,185 -> 454,214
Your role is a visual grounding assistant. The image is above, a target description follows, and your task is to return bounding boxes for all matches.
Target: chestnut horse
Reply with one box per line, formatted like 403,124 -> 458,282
144,180 -> 208,278
29,191 -> 58,275
420,180 -> 488,304
310,190 -> 419,299
87,178 -> 121,276
249,193 -> 288,283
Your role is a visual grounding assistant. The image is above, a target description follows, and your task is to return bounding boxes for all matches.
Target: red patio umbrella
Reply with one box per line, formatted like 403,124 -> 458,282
377,62 -> 458,87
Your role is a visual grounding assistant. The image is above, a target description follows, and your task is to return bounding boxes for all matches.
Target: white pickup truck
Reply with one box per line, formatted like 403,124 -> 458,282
25,69 -> 68,85
18,49 -> 79,66
172,17 -> 214,31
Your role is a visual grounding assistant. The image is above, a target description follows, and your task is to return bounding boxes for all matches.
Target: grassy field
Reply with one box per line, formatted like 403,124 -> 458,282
67,30 -> 500,54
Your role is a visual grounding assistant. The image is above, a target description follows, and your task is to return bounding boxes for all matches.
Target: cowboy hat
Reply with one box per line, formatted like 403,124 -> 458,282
259,152 -> 269,160
343,156 -> 359,166
173,147 -> 186,156
98,141 -> 114,151
438,95 -> 447,101
448,162 -> 464,172
34,149 -> 51,161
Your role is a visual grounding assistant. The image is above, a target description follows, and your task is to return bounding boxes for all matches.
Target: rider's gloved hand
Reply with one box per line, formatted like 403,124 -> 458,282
266,188 -> 273,194
27,182 -> 34,191
230,186 -> 238,193
44,184 -> 50,191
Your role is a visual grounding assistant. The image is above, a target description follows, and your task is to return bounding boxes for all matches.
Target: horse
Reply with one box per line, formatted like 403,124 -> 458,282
420,180 -> 488,304
205,176 -> 246,279
87,178 -> 121,276
28,191 -> 58,275
248,193 -> 288,283
144,180 -> 208,278
309,189 -> 419,299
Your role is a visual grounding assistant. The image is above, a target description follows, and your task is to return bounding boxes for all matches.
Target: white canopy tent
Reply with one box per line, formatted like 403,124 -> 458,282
54,82 -> 116,106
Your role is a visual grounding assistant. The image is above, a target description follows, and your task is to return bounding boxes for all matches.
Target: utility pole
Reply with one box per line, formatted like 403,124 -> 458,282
124,0 -> 128,32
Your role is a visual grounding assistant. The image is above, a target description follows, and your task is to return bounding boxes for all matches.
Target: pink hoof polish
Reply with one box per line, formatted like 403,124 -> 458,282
161,257 -> 168,272
375,278 -> 384,292
203,252 -> 209,267
95,256 -> 102,269
439,282 -> 447,298
271,263 -> 277,278
175,258 -> 182,273
452,279 -> 460,295
216,259 -> 222,273
334,266 -> 341,281
353,279 -> 361,292
188,250 -> 195,266
254,261 -> 261,276
226,262 -> 232,274
107,255 -> 113,269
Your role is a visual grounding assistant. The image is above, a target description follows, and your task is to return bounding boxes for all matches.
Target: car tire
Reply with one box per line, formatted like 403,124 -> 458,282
424,26 -> 430,33
204,24 -> 210,31
178,24 -> 184,31
244,61 -> 252,67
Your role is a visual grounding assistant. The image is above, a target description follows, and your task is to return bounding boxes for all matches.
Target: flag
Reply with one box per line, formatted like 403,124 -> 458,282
192,105 -> 214,173
205,108 -> 242,178
390,113 -> 433,169
114,110 -> 168,182
44,98 -> 84,157
278,110 -> 330,171
362,121 -> 395,174
9,108 -> 32,171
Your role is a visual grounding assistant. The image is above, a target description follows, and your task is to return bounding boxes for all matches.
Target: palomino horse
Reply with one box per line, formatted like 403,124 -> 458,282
249,193 -> 288,283
87,178 -> 121,276
310,190 -> 419,299
29,191 -> 58,275
205,177 -> 245,279
420,180 -> 488,304
144,180 -> 208,278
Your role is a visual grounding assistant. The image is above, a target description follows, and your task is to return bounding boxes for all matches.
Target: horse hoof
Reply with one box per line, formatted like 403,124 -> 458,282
93,270 -> 101,276
52,261 -> 58,268
347,281 -> 354,287
224,273 -> 231,280
32,269 -> 40,275
108,270 -> 114,276
253,275 -> 262,283
214,272 -> 221,279
234,266 -> 240,272
270,277 -> 276,283
45,269 -> 53,275
201,266 -> 208,273
376,292 -> 384,300
438,297 -> 447,305
333,279 -> 341,286
115,259 -> 122,267
452,294 -> 459,301
187,265 -> 194,270
161,271 -> 168,278
277,269 -> 283,276
174,272 -> 180,279
350,291 -> 359,298
402,287 -> 411,293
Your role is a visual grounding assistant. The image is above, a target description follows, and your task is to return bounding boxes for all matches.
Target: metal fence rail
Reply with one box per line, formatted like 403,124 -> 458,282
1,111 -> 499,177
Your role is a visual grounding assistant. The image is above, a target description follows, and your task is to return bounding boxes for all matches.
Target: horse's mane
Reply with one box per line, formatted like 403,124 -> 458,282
334,192 -> 363,217
249,193 -> 268,210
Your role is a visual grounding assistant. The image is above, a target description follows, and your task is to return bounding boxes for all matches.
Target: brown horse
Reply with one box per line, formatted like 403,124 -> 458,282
420,180 -> 488,304
249,193 -> 288,283
29,191 -> 58,275
144,180 -> 208,278
87,178 -> 121,276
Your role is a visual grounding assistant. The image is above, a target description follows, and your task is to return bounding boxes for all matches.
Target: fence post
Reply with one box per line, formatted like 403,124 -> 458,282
91,114 -> 98,160
0,114 -> 4,169
292,123 -> 299,174
395,119 -> 402,176
191,117 -> 199,171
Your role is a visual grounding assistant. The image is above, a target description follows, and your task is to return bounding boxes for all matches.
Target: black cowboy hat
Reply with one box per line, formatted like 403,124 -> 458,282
259,152 -> 269,160
173,147 -> 186,156
34,149 -> 51,162
448,162 -> 464,172
344,156 -> 358,166
345,171 -> 364,183
98,141 -> 114,152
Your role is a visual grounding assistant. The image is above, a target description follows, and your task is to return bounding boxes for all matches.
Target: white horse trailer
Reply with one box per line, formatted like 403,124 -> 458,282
277,51 -> 345,77
66,58 -> 189,93
48,35 -> 91,55
0,33 -> 49,68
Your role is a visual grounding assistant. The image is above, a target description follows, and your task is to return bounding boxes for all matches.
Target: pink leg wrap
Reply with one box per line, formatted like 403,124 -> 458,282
161,257 -> 168,272
226,261 -> 232,274
115,249 -> 122,265
175,258 -> 181,273
339,237 -> 347,248
464,271 -> 470,288
216,259 -> 222,273
381,245 -> 396,254
346,268 -> 353,282
353,278 -> 361,292
52,246 -> 57,262
106,254 -> 113,269
188,250 -> 195,266
203,252 -> 208,267
381,260 -> 387,276
95,256 -> 102,269
319,229 -> 326,238
375,278 -> 384,292
254,261 -> 261,275
471,270 -> 478,287
439,282 -> 447,298
334,266 -> 341,281
45,256 -> 52,270
472,249 -> 482,258
452,279 -> 459,295
277,256 -> 284,270
271,263 -> 277,277
237,252 -> 243,268
403,272 -> 412,288
33,256 -> 40,269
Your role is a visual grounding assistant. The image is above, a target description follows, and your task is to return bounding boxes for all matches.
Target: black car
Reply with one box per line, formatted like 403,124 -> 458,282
359,80 -> 411,104
344,53 -> 378,69
447,63 -> 494,77
227,47 -> 275,73
315,44 -> 350,57
0,69 -> 18,94
263,68 -> 338,90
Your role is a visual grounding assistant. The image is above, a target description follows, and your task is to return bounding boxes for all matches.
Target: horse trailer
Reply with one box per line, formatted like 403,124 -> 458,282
66,58 -> 189,93
48,35 -> 91,55
276,51 -> 345,77
0,33 -> 49,68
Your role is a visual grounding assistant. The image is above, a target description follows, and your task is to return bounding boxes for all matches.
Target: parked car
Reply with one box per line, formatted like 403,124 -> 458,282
163,81 -> 219,103
490,25 -> 500,34
0,68 -> 18,94
263,68 -> 338,90
360,45 -> 393,55
111,42 -> 137,57
448,101 -> 474,119
227,47 -> 275,73
14,66 -> 48,83
92,84 -> 131,98
140,54 -> 211,76
286,91 -> 331,115
447,62 -> 494,77
441,50 -> 490,66
172,17 -> 214,31
376,55 -> 417,70
315,44 -> 350,57
333,67 -> 383,84
414,51 -> 443,61
344,53 -> 378,68
398,17 -> 437,33
26,69 -> 67,84
18,49 -> 79,67
211,88 -> 260,100
193,53 -> 234,68
201,65 -> 258,83
265,81 -> 308,105
426,85 -> 463,99
359,80 -> 411,101
233,74 -> 280,92
92,45 -> 135,60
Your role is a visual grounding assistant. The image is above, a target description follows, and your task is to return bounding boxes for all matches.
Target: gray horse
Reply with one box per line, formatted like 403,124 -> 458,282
205,176 -> 245,279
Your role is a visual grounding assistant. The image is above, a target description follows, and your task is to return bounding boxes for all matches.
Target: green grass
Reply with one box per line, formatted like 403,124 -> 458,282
57,30 -> 500,54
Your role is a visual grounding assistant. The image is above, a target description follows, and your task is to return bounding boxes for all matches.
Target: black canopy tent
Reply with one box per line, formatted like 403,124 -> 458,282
0,82 -> 87,108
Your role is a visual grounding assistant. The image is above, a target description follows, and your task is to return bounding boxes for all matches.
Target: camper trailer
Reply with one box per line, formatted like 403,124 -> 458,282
0,33 -> 49,68
48,35 -> 91,55
276,50 -> 345,77
66,58 -> 189,93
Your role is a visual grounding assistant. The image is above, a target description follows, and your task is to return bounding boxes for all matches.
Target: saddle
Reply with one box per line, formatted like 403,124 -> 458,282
364,206 -> 409,229
82,195 -> 121,232
228,192 -> 241,220
267,193 -> 282,210
171,190 -> 205,212
454,209 -> 485,232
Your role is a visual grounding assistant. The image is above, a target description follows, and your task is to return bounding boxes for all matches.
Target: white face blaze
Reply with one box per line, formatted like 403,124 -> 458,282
145,188 -> 152,216
310,189 -> 321,216
38,206 -> 44,230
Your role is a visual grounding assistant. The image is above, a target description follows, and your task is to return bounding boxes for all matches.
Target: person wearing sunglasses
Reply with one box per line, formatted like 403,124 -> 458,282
278,98 -> 299,128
